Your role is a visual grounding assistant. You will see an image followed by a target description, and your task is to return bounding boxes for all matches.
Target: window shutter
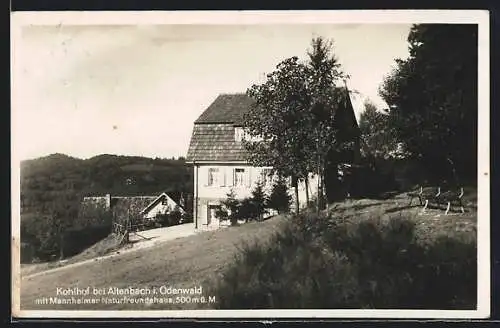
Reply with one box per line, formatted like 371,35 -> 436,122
247,168 -> 252,187
220,167 -> 226,187
229,168 -> 235,186
203,167 -> 209,186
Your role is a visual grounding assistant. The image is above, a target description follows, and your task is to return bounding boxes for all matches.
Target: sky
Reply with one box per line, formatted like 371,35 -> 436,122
14,22 -> 412,161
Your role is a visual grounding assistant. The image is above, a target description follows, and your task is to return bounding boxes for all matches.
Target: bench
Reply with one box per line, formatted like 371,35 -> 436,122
419,186 -> 465,215
407,186 -> 424,206
435,187 -> 465,215
407,186 -> 440,208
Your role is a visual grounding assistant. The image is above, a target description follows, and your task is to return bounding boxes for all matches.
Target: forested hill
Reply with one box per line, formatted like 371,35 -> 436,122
20,153 -> 193,219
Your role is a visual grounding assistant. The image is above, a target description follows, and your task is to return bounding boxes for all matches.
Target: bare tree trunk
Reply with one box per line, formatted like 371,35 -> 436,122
293,176 -> 300,215
321,165 -> 327,211
317,165 -> 321,215
304,176 -> 310,206
317,155 -> 327,215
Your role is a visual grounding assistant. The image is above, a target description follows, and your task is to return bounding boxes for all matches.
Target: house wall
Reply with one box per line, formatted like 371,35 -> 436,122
143,196 -> 185,220
193,163 -> 319,229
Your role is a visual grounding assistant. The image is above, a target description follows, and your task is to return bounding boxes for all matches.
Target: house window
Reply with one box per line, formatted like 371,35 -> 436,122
235,126 -> 263,143
208,168 -> 219,186
234,127 -> 244,142
234,168 -> 245,186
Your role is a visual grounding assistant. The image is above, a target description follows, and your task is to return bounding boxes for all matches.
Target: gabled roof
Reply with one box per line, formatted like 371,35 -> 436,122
333,87 -> 361,141
140,192 -> 185,214
186,91 -> 360,163
186,123 -> 247,162
194,93 -> 255,124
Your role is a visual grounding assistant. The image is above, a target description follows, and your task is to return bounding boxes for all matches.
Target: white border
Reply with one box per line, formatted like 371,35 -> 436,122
11,10 -> 490,319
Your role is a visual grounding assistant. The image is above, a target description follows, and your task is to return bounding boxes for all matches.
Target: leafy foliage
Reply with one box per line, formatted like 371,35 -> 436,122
358,101 -> 401,159
218,183 -> 270,224
20,153 -> 193,262
238,198 -> 258,223
267,177 -> 292,214
379,24 -> 478,183
243,37 -> 359,210
213,213 -> 476,309
219,189 -> 240,226
249,181 -> 267,221
155,206 -> 183,227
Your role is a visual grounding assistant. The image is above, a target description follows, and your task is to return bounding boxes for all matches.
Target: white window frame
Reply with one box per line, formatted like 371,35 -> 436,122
234,127 -> 244,142
235,127 -> 263,143
208,167 -> 219,186
234,168 -> 245,187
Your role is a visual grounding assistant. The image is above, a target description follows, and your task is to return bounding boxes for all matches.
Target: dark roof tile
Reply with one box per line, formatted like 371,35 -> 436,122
194,93 -> 255,124
187,90 -> 360,162
186,124 -> 247,162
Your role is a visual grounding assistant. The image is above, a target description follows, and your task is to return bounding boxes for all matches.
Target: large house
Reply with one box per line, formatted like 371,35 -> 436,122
185,93 -> 319,230
186,92 -> 360,230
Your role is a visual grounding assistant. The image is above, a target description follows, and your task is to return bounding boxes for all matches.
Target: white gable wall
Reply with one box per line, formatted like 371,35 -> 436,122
198,164 -> 275,199
193,163 -> 319,229
143,195 -> 185,219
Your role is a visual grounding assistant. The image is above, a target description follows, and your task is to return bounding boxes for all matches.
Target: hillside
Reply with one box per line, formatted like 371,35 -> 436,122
19,191 -> 477,311
21,153 -> 192,210
20,153 -> 194,262
20,215 -> 287,310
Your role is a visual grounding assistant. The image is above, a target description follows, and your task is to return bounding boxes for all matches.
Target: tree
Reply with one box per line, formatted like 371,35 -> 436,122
379,24 -> 477,184
250,180 -> 267,221
243,37 -> 349,213
244,56 -> 311,213
305,37 -> 345,212
268,177 -> 292,214
238,197 -> 257,223
358,100 -> 400,159
220,189 -> 240,226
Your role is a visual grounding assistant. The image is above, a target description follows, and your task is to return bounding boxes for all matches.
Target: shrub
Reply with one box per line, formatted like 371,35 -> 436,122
212,213 -> 476,309
155,214 -> 170,227
220,189 -> 240,226
268,178 -> 291,214
169,206 -> 183,225
180,212 -> 193,224
156,207 -> 183,227
215,206 -> 229,225
237,197 -> 257,222
250,181 -> 267,220
61,224 -> 112,258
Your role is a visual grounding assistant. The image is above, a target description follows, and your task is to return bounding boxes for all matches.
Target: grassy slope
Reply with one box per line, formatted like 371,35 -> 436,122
21,235 -> 123,277
19,190 -> 477,311
20,216 -> 286,310
327,188 -> 477,245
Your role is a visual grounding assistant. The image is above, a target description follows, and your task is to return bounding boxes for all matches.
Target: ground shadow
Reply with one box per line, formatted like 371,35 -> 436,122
350,202 -> 387,211
384,205 -> 420,213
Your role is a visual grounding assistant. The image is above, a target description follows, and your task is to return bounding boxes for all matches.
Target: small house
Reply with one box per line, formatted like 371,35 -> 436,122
78,192 -> 186,229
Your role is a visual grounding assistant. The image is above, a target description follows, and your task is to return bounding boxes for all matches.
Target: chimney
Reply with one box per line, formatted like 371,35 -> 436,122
105,194 -> 111,209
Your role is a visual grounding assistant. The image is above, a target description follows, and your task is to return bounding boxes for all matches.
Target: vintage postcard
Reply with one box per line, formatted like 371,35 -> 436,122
11,10 -> 490,319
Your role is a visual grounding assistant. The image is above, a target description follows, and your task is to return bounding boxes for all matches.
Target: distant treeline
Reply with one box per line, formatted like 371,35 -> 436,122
20,153 -> 193,262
